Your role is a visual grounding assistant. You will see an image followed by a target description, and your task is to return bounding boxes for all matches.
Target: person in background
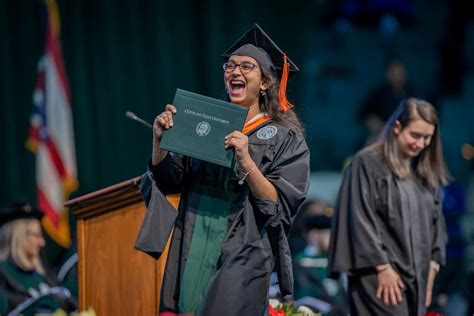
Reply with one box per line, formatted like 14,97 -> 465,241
293,212 -> 349,316
328,98 -> 450,315
289,200 -> 330,257
358,56 -> 414,144
0,201 -> 77,315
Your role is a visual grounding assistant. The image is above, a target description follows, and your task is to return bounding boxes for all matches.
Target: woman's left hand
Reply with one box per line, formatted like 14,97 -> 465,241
225,130 -> 278,202
425,265 -> 437,307
225,131 -> 252,167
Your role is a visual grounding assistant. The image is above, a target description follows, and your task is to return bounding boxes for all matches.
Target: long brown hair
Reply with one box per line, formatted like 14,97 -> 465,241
378,98 -> 451,188
259,68 -> 303,133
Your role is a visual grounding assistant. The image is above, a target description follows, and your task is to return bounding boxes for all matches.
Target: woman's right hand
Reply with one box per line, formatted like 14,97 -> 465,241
152,104 -> 176,165
153,104 -> 177,141
376,265 -> 405,305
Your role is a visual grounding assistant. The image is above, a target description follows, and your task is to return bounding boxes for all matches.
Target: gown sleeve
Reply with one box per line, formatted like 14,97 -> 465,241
431,189 -> 447,265
252,129 -> 310,229
147,152 -> 188,195
134,153 -> 186,259
250,129 -> 310,296
328,154 -> 390,277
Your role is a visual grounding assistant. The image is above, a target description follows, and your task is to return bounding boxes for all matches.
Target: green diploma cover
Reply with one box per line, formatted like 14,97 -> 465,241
160,89 -> 248,168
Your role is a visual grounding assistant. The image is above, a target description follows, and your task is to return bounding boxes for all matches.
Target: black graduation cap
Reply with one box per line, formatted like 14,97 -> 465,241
0,201 -> 43,226
222,24 -> 299,112
304,215 -> 332,231
221,23 -> 299,78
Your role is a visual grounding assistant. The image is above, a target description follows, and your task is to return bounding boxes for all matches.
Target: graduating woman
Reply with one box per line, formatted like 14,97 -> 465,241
135,24 -> 310,315
328,98 -> 450,315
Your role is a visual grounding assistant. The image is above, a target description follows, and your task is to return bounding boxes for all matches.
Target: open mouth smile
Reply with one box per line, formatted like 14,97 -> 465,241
229,80 -> 246,96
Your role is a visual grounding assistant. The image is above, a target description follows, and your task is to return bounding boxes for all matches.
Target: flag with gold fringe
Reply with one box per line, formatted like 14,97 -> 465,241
26,0 -> 78,247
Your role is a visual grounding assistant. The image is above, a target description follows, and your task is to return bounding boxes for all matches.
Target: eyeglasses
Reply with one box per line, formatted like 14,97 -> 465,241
223,61 -> 257,74
27,231 -> 44,239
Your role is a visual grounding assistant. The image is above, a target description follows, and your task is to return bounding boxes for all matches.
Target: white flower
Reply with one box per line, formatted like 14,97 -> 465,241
297,305 -> 315,316
269,298 -> 281,309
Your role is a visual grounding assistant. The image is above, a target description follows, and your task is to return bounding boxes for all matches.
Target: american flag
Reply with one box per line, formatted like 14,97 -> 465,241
26,0 -> 78,247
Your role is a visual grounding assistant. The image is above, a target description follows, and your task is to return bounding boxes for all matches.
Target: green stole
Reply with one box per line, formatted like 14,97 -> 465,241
1,260 -> 59,315
178,163 -> 237,314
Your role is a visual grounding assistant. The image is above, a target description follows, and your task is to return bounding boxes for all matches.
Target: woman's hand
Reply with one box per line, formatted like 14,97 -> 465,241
425,264 -> 437,307
376,265 -> 405,305
152,104 -> 176,165
153,104 -> 177,141
224,131 -> 252,169
224,130 -> 278,202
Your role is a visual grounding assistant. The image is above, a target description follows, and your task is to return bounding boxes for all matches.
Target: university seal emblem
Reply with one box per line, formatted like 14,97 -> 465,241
256,125 -> 277,140
196,121 -> 211,136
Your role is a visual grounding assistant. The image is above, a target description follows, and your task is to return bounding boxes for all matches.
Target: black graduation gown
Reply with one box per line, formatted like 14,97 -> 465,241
0,260 -> 77,315
136,120 -> 310,316
327,146 -> 447,316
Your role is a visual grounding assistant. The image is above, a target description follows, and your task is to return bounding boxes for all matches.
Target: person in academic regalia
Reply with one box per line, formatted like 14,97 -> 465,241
293,213 -> 349,316
0,201 -> 77,315
135,24 -> 310,316
328,98 -> 451,316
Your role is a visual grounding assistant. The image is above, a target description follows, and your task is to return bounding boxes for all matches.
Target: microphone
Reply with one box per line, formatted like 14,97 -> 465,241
125,111 -> 153,129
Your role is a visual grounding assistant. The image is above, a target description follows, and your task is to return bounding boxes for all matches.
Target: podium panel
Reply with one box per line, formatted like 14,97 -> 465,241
67,177 -> 179,315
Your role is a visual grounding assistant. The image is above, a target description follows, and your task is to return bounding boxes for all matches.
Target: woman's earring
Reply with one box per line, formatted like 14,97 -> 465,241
260,90 -> 266,96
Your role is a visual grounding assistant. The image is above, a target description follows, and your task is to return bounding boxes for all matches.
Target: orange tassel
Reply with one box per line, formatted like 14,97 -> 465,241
279,54 -> 294,112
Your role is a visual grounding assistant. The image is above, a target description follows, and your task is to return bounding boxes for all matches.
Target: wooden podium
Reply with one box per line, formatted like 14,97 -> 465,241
65,177 -> 179,315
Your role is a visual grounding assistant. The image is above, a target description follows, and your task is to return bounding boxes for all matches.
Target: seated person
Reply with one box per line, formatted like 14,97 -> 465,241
293,214 -> 348,316
289,200 -> 329,256
0,201 -> 77,315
